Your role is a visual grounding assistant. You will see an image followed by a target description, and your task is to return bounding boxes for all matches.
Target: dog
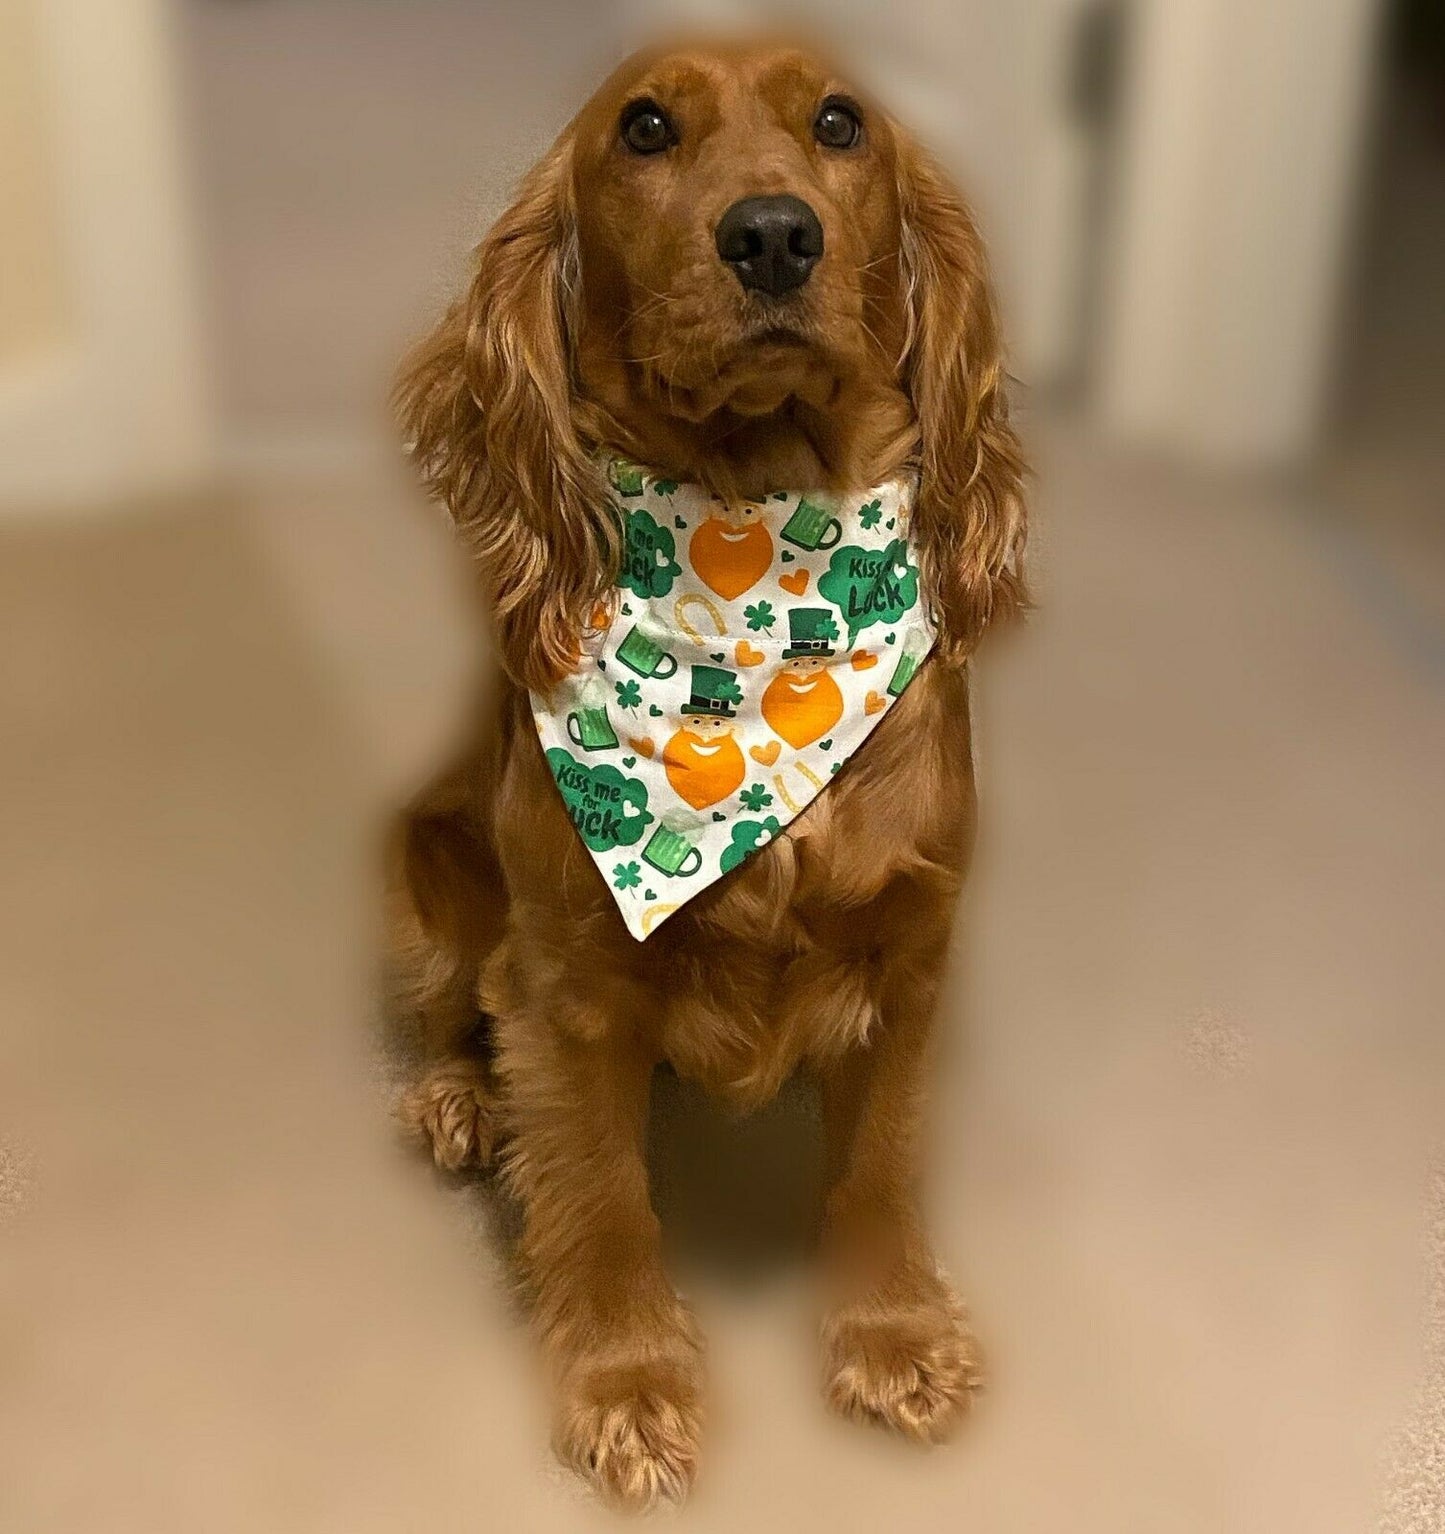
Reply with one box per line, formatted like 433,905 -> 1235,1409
390,35 -> 1027,1508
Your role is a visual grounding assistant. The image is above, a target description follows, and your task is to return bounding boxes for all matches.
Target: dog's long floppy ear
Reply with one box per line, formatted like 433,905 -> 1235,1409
395,138 -> 616,691
895,132 -> 1028,664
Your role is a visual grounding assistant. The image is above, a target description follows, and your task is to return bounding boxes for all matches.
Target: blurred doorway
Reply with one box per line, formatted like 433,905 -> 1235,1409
1329,0 -> 1445,483
1094,0 -> 1384,467
0,0 -> 208,510
1319,0 -> 1445,618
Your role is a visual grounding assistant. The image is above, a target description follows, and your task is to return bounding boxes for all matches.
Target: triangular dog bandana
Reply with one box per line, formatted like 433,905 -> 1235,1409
530,457 -> 936,940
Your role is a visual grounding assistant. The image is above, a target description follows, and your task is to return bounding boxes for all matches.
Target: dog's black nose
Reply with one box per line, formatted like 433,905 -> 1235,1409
714,195 -> 823,297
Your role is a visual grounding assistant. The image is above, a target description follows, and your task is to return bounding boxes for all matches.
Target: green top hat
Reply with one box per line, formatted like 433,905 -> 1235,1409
782,607 -> 839,659
680,663 -> 743,717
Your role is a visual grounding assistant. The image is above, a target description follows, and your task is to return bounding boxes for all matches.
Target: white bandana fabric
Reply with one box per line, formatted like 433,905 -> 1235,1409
530,458 -> 935,940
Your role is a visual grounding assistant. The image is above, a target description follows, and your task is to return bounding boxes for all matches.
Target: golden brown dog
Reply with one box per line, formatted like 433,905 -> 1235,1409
390,35 -> 1026,1508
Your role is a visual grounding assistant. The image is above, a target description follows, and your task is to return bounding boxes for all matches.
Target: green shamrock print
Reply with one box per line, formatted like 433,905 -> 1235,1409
614,678 -> 642,710
739,783 -> 773,812
744,600 -> 776,634
711,674 -> 744,709
612,861 -> 642,891
720,816 -> 782,874
859,498 -> 882,530
618,508 -> 681,598
652,479 -> 679,497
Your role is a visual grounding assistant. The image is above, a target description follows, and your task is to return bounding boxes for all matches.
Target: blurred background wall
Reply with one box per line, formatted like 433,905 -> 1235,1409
0,0 -> 68,365
0,0 -> 209,507
5,0 -> 1439,510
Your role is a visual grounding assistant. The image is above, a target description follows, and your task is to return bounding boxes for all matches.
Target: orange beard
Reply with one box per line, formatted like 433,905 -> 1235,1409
688,518 -> 774,600
761,669 -> 844,749
663,727 -> 747,809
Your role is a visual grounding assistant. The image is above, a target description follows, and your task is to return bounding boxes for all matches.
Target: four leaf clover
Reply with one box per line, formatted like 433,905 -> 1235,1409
612,861 -> 642,891
614,679 -> 643,710
859,499 -> 883,530
744,600 -> 776,634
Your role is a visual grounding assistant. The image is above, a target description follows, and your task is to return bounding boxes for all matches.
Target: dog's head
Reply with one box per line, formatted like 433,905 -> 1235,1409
399,37 -> 1026,690
567,41 -> 908,430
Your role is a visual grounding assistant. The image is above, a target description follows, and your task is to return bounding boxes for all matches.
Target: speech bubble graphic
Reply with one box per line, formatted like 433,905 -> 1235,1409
546,749 -> 653,851
816,537 -> 920,647
618,507 -> 681,598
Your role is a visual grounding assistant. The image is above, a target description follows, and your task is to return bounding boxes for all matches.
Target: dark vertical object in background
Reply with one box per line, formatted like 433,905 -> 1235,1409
1064,0 -> 1130,401
1394,0 -> 1445,129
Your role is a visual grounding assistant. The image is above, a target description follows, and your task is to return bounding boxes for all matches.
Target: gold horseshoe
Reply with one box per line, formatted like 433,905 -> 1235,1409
772,774 -> 802,814
641,903 -> 680,935
673,593 -> 727,644
772,760 -> 827,816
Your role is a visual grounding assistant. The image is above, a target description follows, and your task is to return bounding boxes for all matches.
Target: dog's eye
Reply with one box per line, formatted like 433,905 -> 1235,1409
621,100 -> 674,155
814,97 -> 862,150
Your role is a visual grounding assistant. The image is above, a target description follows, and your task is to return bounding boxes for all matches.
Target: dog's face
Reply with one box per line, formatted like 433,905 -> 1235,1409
397,36 -> 1026,693
570,43 -> 906,423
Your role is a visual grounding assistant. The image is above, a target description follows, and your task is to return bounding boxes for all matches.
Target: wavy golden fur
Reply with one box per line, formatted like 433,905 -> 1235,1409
390,36 -> 1026,1509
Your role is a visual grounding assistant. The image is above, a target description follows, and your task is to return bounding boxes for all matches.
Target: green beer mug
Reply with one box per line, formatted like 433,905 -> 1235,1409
566,679 -> 619,751
608,460 -> 646,497
615,623 -> 678,679
642,813 -> 704,877
887,629 -> 929,697
780,497 -> 843,551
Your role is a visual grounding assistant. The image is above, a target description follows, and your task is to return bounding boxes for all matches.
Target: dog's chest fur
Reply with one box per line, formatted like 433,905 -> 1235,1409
494,663 -> 975,1110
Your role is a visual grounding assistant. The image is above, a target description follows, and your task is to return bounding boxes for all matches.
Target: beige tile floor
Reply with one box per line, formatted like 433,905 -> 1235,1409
1,424 -> 1441,1531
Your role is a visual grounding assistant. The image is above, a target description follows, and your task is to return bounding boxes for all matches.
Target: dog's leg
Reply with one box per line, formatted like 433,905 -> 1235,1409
387,787 -> 506,1172
496,1015 -> 703,1509
816,951 -> 982,1441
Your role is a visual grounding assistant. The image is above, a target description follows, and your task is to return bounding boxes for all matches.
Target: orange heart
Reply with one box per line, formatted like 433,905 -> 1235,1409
628,736 -> 655,758
864,691 -> 887,715
588,602 -> 612,630
779,569 -> 810,596
735,640 -> 766,667
850,650 -> 877,670
749,741 -> 781,767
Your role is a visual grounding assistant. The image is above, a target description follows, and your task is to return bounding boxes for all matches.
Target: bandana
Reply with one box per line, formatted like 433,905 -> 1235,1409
531,457 -> 935,940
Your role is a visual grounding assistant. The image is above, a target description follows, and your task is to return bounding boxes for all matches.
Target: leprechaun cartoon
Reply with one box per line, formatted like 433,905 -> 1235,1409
663,664 -> 747,810
761,608 -> 845,749
688,496 -> 774,601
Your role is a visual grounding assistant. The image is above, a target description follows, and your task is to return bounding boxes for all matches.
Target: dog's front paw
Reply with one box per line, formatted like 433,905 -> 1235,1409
821,1270 -> 982,1442
554,1351 -> 704,1510
395,1059 -> 496,1172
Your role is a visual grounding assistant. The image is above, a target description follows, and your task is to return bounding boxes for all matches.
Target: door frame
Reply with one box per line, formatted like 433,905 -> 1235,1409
0,0 -> 210,512
1095,0 -> 1383,466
